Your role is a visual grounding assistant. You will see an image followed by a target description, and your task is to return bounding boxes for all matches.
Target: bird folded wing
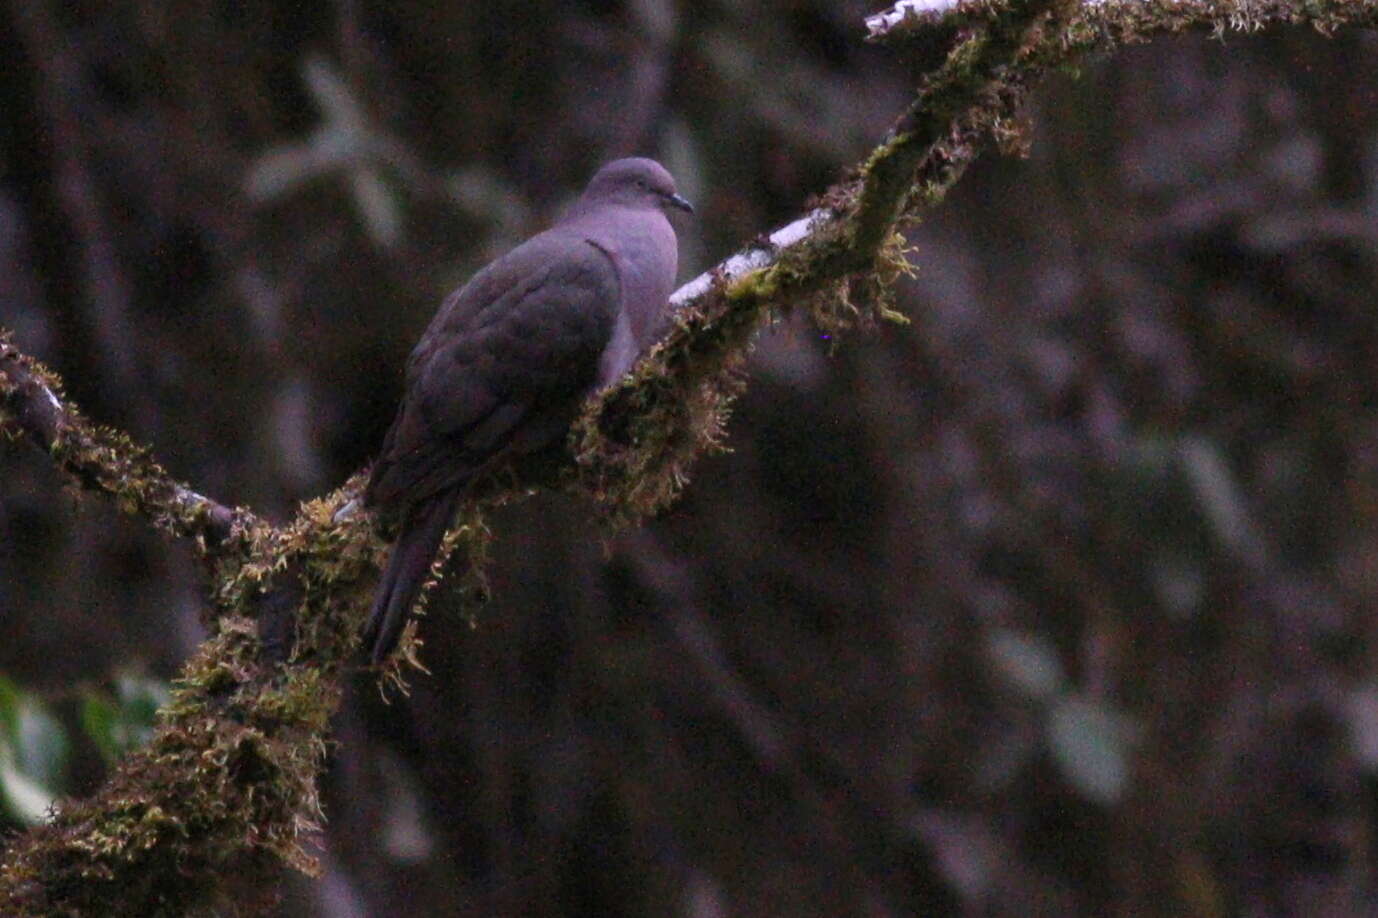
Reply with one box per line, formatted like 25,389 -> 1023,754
365,238 -> 619,510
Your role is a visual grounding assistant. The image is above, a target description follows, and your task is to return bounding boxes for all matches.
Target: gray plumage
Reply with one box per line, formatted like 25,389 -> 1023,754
363,158 -> 691,663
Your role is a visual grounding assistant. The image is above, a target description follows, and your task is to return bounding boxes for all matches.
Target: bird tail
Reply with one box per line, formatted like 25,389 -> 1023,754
364,490 -> 461,664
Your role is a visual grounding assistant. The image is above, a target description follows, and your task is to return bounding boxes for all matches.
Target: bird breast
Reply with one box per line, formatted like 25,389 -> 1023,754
579,205 -> 678,388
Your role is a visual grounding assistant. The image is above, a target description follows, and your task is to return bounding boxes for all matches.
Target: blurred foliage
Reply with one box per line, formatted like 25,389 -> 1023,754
0,673 -> 166,826
3,0 -> 1378,915
78,674 -> 170,768
0,676 -> 66,826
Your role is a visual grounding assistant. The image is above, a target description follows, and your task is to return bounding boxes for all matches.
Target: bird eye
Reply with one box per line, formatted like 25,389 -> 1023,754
636,179 -> 648,189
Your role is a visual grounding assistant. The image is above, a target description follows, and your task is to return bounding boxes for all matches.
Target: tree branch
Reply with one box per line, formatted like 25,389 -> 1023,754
865,0 -> 1378,43
2,0 -> 1376,912
0,335 -> 256,555
569,0 -> 1072,520
569,0 -> 1378,523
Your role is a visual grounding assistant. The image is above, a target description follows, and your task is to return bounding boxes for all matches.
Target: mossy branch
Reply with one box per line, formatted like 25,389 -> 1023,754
867,0 -> 1378,44
0,335 -> 257,557
569,0 -> 1378,524
568,0 -> 1073,521
1,0 -> 1375,913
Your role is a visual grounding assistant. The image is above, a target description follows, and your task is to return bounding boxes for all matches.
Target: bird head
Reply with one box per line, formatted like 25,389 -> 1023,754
583,158 -> 694,215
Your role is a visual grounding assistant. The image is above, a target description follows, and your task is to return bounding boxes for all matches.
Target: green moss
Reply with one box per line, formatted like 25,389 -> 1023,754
724,266 -> 780,302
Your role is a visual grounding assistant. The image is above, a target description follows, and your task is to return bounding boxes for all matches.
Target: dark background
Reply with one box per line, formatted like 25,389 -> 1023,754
3,1 -> 1378,915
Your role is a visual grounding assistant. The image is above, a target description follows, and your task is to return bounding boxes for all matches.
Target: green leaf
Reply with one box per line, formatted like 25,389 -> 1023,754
80,675 -> 169,766
1178,436 -> 1265,566
244,141 -> 329,202
13,698 -> 67,784
301,55 -> 367,137
1046,696 -> 1137,805
0,744 -> 57,825
0,674 -> 21,739
986,629 -> 1065,702
115,674 -> 170,724
0,689 -> 66,826
349,167 -> 402,248
79,693 -> 121,765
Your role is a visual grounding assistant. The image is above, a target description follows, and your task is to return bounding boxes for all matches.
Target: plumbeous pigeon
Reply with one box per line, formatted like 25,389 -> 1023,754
363,158 -> 692,663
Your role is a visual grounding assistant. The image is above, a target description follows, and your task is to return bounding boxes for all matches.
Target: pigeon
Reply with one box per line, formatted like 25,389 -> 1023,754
363,158 -> 692,663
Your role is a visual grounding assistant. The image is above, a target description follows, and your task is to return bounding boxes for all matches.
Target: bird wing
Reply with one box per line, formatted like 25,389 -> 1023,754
365,232 -> 620,511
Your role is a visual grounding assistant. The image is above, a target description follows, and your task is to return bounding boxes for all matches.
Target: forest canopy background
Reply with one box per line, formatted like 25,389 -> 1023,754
2,1 -> 1378,916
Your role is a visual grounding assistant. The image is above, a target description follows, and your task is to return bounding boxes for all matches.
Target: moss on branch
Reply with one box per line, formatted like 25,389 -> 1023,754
568,0 -> 1071,523
3,0 -> 1378,912
0,335 -> 257,558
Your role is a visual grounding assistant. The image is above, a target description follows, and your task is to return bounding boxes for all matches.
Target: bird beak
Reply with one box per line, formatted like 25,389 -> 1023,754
666,193 -> 694,214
